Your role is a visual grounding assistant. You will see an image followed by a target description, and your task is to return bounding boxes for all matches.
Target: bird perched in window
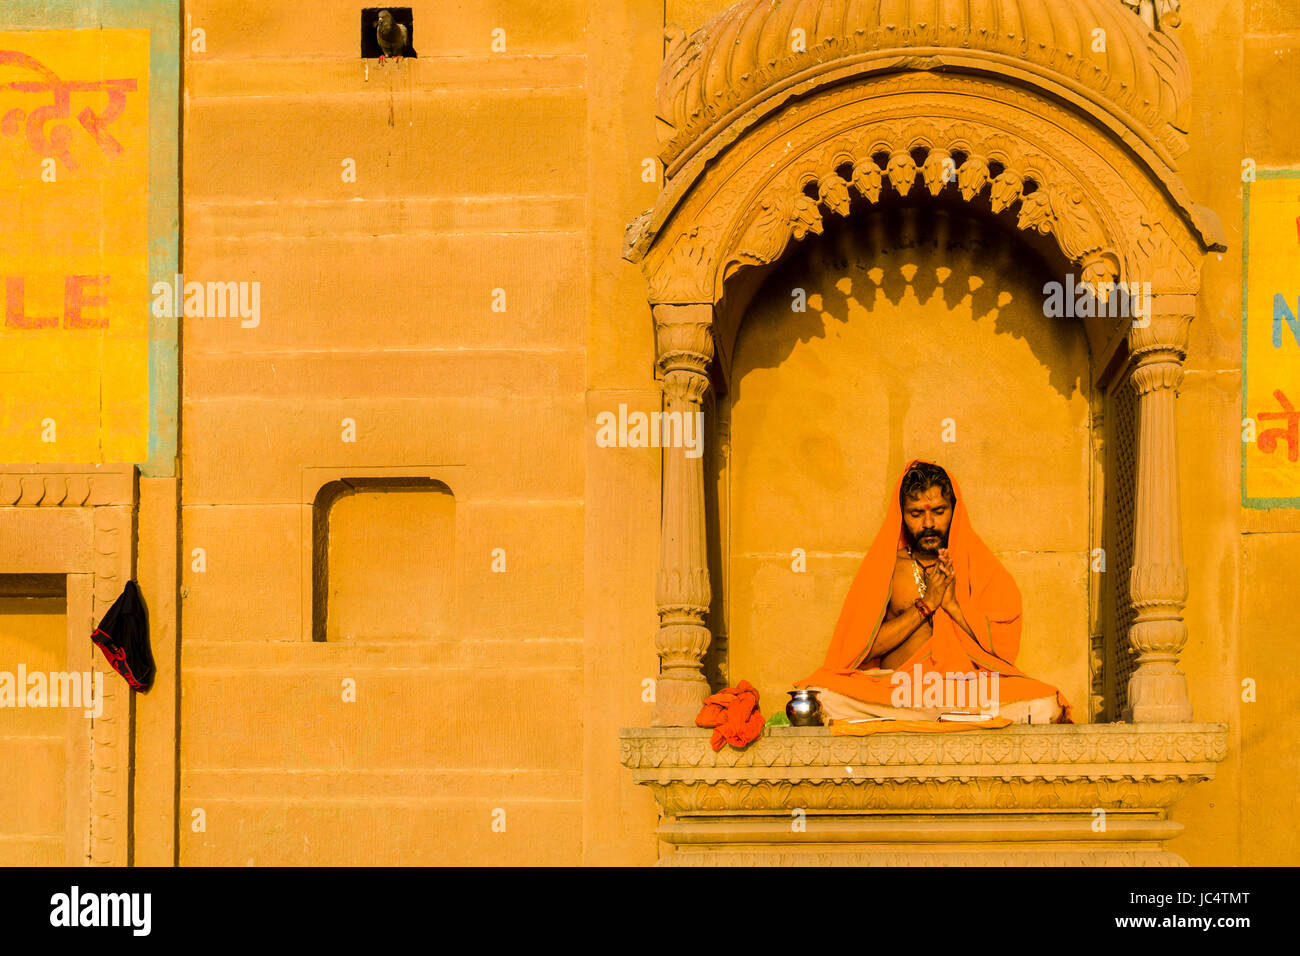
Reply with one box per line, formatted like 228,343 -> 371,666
375,10 -> 407,63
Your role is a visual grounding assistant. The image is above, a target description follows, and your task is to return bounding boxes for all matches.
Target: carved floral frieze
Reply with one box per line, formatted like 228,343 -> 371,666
717,143 -> 1118,295
0,467 -> 135,508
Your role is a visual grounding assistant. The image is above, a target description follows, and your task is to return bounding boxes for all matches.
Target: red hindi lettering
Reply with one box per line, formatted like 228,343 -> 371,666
1258,388 -> 1299,463
0,50 -> 137,168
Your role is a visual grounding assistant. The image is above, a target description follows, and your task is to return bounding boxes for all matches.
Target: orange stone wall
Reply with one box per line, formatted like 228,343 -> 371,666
169,0 -> 1300,867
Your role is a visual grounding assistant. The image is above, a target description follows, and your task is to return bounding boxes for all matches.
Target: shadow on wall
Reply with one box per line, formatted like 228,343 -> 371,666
731,193 -> 1084,407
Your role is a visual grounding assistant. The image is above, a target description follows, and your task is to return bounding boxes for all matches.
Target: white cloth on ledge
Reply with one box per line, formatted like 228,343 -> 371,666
806,684 -> 1063,724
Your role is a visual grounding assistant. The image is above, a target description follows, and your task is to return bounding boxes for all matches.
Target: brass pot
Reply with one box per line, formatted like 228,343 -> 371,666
786,688 -> 824,726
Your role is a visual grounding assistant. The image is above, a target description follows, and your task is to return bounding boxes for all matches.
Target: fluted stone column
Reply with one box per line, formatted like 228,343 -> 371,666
651,303 -> 714,726
1124,308 -> 1193,722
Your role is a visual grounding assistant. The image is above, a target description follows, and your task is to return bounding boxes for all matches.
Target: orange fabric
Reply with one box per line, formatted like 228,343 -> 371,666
695,680 -> 765,751
794,459 -> 1074,723
829,717 -> 1013,735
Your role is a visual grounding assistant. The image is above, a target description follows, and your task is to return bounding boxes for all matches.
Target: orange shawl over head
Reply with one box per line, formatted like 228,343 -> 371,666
795,459 -> 1072,719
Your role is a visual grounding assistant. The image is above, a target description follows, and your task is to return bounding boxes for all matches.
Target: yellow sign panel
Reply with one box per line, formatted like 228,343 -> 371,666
0,29 -> 150,463
1244,174 -> 1300,506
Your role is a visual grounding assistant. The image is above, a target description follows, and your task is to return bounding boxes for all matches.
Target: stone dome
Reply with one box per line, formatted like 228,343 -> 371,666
656,0 -> 1190,173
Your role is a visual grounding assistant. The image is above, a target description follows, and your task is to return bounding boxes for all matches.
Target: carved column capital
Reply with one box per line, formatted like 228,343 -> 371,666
662,368 -> 710,404
1127,311 -> 1190,365
654,303 -> 715,376
1130,361 -> 1184,396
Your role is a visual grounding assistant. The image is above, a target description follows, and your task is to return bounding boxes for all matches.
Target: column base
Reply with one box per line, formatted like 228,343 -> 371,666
1125,668 -> 1193,722
650,676 -> 709,727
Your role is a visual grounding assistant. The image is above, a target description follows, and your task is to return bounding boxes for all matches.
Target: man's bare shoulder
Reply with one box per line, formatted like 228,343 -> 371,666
884,550 -> 913,615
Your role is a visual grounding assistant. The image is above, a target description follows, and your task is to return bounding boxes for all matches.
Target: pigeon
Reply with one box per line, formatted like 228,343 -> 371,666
375,10 -> 407,63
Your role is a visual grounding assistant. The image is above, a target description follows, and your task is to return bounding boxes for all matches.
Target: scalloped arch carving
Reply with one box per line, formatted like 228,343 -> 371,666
717,140 -> 1118,292
626,0 -> 1228,335
629,70 -> 1219,332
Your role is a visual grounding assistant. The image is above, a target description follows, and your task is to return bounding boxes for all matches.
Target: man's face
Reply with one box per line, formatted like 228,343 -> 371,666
901,485 -> 953,556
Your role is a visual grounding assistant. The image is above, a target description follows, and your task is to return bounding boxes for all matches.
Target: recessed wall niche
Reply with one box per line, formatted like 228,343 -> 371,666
360,7 -> 416,58
312,478 -> 453,642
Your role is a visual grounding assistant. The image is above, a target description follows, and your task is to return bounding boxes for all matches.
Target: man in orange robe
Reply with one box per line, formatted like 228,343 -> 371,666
795,459 -> 1074,724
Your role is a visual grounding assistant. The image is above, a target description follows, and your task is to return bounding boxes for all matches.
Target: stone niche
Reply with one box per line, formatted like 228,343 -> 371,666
621,724 -> 1228,866
717,201 -> 1092,714
312,477 -> 455,642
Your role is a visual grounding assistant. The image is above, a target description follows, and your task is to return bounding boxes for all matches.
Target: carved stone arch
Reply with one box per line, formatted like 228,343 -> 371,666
634,70 -> 1220,374
624,0 -> 1224,730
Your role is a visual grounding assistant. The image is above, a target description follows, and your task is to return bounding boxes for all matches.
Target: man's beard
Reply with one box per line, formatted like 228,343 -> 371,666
905,524 -> 948,556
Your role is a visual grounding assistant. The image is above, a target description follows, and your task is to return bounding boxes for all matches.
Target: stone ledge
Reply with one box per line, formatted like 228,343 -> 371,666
621,725 -> 1228,862
622,723 -> 1227,772
618,723 -> 1227,816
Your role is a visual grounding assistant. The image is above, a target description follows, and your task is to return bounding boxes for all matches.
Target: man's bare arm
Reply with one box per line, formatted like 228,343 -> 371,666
864,603 -> 932,661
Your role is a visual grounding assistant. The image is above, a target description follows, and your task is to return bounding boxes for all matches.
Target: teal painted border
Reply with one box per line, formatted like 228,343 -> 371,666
1242,169 -> 1300,508
0,0 -> 179,478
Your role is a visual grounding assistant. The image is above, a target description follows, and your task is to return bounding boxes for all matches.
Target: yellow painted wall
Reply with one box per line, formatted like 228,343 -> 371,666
0,29 -> 151,463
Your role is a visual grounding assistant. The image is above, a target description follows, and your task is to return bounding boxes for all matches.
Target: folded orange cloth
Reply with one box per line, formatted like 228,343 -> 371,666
695,680 -> 766,751
829,716 -> 1012,736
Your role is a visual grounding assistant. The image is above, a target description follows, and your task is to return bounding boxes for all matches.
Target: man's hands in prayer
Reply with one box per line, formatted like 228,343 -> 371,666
924,554 -> 954,610
934,548 -> 979,641
936,549 -> 957,612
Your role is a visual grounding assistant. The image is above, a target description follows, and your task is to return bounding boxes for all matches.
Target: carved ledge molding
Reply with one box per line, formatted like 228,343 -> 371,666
0,463 -> 136,508
621,724 -> 1226,865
